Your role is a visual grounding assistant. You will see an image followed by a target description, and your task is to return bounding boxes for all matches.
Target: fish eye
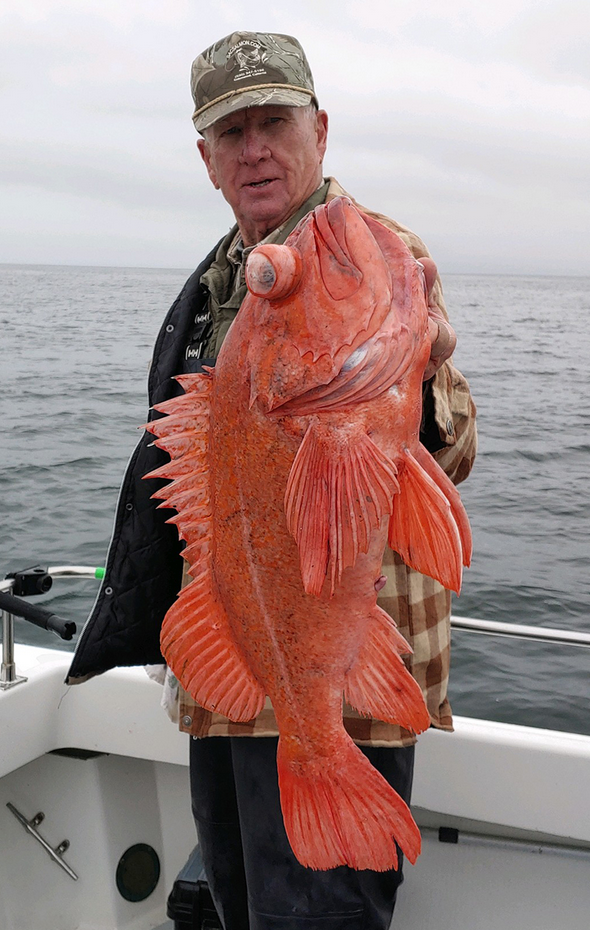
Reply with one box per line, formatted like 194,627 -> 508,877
246,245 -> 303,300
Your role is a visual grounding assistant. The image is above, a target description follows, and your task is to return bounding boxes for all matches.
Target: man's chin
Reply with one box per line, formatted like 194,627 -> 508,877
239,181 -> 284,212
237,191 -> 292,243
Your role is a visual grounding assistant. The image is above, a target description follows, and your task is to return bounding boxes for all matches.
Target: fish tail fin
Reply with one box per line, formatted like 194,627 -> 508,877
277,735 -> 421,871
344,605 -> 431,733
387,445 -> 469,594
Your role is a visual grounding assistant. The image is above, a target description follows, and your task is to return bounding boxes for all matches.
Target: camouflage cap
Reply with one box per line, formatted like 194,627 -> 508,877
191,32 -> 318,132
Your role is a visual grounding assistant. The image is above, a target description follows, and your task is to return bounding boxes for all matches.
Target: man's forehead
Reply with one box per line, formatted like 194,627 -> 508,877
212,104 -> 302,130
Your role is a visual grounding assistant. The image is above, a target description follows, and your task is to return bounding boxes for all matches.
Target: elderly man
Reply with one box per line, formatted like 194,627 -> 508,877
67,31 -> 476,930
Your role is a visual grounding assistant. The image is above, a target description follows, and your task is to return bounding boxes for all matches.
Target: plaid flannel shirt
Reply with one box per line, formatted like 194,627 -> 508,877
174,178 -> 477,746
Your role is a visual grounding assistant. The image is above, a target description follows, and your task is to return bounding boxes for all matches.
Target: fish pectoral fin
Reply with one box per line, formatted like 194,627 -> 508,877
285,422 -> 400,597
344,605 -> 431,733
387,445 -> 468,595
161,576 -> 266,723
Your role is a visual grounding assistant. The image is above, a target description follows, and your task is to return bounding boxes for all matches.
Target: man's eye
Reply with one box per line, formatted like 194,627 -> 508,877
218,126 -> 241,139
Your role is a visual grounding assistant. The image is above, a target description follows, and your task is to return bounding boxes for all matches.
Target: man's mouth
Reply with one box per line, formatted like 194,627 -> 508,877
246,179 -> 275,188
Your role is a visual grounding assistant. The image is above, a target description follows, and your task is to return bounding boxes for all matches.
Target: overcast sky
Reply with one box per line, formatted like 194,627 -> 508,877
1,0 -> 588,274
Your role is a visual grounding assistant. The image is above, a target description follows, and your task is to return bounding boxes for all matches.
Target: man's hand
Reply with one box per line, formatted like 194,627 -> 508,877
419,257 -> 457,380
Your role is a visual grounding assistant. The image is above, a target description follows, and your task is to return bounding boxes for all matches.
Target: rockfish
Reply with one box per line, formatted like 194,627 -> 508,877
144,196 -> 471,872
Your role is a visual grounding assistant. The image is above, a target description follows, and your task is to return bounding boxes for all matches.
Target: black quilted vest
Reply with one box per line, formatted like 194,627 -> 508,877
66,245 -> 219,682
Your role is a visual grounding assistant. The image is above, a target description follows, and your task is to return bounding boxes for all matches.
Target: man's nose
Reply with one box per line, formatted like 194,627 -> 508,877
238,129 -> 271,164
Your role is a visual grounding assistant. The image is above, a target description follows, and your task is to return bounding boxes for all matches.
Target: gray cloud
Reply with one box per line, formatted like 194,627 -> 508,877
1,0 -> 588,273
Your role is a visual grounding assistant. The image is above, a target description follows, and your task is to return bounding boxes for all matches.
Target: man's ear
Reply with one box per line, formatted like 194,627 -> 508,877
197,138 -> 220,190
315,109 -> 329,163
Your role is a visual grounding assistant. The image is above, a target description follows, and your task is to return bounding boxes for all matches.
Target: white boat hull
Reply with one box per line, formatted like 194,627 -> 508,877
1,644 -> 589,929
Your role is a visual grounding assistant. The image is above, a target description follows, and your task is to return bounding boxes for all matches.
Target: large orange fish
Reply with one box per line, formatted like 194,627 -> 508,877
144,196 -> 471,872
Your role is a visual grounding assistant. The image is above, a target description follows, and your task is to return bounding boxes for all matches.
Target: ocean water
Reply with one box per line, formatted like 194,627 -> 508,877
1,264 -> 589,735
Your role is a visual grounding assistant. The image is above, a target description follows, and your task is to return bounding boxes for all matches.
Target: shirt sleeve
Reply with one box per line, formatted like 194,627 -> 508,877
392,228 -> 477,488
429,359 -> 477,486
397,230 -> 477,488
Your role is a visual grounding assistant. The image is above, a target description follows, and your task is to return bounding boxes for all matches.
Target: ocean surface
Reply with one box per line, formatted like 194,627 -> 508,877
1,264 -> 589,736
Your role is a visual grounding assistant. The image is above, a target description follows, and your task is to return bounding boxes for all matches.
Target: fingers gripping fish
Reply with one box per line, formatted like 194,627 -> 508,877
144,196 -> 472,872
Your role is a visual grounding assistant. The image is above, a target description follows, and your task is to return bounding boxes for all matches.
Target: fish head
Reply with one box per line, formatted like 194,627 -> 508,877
245,196 -> 397,412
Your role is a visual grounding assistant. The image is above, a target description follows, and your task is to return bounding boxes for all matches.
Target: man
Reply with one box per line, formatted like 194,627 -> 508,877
67,31 -> 476,930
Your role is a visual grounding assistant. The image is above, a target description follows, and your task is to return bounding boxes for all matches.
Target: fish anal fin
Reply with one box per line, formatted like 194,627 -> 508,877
277,735 -> 421,871
285,423 -> 399,597
161,576 -> 265,723
388,448 -> 463,594
344,605 -> 430,733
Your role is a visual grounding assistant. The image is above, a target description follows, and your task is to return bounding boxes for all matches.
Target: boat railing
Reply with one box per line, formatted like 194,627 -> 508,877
0,565 -> 102,690
451,614 -> 590,648
2,564 -> 589,691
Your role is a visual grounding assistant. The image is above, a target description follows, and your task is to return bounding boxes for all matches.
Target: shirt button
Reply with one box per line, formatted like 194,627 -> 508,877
182,715 -> 193,727
446,418 -> 454,436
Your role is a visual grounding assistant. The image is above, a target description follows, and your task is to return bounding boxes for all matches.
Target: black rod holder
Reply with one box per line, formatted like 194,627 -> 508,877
0,592 -> 76,641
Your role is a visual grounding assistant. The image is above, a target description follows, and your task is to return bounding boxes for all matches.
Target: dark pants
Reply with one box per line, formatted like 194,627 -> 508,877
189,736 -> 415,930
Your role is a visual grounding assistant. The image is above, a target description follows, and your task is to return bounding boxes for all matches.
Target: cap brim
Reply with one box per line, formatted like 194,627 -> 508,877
193,87 -> 315,132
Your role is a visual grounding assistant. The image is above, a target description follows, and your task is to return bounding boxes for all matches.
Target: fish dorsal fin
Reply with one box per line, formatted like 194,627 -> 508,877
144,373 -> 265,722
387,446 -> 467,595
160,574 -> 265,723
285,420 -> 399,596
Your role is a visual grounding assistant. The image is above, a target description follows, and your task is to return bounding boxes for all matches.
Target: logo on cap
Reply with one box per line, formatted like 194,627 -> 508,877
227,40 -> 269,82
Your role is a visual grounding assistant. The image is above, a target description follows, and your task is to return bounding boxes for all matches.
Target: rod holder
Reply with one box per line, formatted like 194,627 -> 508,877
0,565 -> 101,689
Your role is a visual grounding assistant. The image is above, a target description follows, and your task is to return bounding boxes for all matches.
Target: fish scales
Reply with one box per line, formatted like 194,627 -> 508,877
145,196 -> 471,872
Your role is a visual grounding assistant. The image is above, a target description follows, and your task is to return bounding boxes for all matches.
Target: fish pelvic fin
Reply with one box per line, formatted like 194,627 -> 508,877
143,371 -> 265,723
344,605 -> 430,733
413,443 -> 473,567
285,421 -> 399,597
387,444 -> 471,595
277,734 -> 421,871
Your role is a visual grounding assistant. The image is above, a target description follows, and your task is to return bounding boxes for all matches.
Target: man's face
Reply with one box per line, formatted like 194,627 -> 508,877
197,104 -> 328,247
